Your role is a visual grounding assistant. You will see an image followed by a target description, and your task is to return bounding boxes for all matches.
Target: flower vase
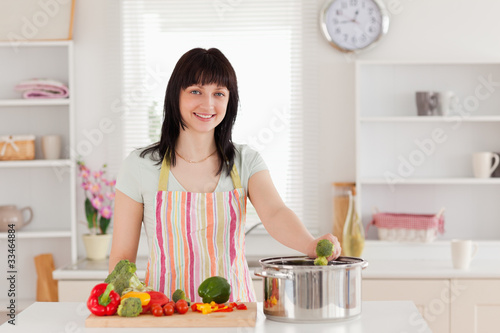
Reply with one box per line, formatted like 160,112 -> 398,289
82,234 -> 112,260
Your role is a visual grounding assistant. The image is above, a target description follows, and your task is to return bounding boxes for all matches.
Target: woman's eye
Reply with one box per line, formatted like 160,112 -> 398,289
190,90 -> 201,95
215,92 -> 225,97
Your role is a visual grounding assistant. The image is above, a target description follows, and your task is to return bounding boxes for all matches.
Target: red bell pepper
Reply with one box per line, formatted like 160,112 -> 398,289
87,283 -> 121,316
213,306 -> 233,313
236,303 -> 247,310
141,290 -> 170,314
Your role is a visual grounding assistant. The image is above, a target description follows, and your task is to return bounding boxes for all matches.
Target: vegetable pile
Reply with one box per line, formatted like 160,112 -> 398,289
86,259 -> 247,319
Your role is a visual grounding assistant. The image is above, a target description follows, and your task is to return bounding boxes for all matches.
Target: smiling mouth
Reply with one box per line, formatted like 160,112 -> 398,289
194,113 -> 215,119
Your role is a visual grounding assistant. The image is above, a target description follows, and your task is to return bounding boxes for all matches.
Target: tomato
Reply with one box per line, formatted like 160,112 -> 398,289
163,303 -> 174,316
165,300 -> 176,312
151,303 -> 163,317
175,300 -> 189,315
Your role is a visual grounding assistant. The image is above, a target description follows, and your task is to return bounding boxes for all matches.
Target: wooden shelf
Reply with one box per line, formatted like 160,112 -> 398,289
0,160 -> 73,168
0,99 -> 70,107
0,230 -> 71,239
360,178 -> 500,185
360,116 -> 500,123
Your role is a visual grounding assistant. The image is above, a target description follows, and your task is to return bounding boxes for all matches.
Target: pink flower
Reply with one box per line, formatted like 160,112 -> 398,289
93,170 -> 103,179
89,183 -> 101,195
109,179 -> 116,187
79,169 -> 90,179
81,182 -> 90,191
100,206 -> 113,219
91,196 -> 103,210
106,192 -> 115,201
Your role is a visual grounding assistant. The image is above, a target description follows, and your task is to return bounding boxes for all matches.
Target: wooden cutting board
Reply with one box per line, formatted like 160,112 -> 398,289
85,302 -> 257,327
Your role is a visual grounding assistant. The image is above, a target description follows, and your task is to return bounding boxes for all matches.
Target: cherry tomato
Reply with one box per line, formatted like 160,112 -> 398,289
163,303 -> 174,316
151,303 -> 163,317
175,300 -> 189,315
167,300 -> 177,312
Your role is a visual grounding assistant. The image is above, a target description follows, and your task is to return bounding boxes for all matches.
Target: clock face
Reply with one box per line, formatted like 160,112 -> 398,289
321,0 -> 389,52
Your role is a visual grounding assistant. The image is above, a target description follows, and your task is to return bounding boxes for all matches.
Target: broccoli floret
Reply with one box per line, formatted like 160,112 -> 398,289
117,297 -> 142,317
105,260 -> 146,296
172,289 -> 191,304
316,239 -> 334,257
314,239 -> 334,266
314,256 -> 329,266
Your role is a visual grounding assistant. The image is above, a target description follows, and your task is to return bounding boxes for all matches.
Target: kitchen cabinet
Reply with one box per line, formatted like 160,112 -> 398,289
363,278 -> 500,333
363,279 -> 450,333
450,279 -> 500,333
0,41 -> 76,302
356,62 -> 500,240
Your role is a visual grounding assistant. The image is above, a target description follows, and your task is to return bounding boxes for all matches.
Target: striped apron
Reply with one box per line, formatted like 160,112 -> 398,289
144,157 -> 256,302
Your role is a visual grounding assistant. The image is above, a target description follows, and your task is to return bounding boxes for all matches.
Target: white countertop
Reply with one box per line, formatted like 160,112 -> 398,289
0,301 -> 431,332
53,240 -> 500,281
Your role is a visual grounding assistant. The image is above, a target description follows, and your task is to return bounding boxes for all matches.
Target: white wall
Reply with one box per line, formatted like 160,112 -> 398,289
72,0 -> 500,258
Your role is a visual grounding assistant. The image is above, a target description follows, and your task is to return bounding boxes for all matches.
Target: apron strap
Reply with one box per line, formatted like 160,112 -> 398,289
158,157 -> 170,192
229,163 -> 242,189
158,155 -> 243,191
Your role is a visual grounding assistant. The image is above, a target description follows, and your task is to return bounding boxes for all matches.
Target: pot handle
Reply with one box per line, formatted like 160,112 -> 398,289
254,268 -> 293,280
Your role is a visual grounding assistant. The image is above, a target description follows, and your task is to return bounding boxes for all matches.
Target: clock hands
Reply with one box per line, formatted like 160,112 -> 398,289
339,10 -> 360,25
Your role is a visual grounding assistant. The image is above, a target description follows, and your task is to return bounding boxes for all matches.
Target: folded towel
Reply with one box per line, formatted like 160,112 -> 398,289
15,79 -> 69,99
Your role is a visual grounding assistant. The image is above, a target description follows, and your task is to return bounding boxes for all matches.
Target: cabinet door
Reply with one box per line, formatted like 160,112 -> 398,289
58,280 -> 102,302
450,279 -> 500,333
363,279 -> 450,333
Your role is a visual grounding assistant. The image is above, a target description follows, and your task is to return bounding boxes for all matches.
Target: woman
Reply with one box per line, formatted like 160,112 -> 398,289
109,47 -> 341,302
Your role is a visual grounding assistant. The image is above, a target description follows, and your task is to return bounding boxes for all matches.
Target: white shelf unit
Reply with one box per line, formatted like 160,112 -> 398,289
355,61 -> 500,241
0,41 -> 76,302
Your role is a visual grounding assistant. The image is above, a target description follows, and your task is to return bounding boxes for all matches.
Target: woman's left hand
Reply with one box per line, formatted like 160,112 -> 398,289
306,234 -> 342,261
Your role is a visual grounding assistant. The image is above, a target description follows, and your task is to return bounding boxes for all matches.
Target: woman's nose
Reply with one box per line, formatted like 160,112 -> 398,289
200,95 -> 215,111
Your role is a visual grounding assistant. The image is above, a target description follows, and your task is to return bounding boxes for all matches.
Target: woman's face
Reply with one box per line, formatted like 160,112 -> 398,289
179,83 -> 229,134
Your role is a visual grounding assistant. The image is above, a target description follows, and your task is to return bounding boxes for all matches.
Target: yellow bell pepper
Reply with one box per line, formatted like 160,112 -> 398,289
121,291 -> 151,306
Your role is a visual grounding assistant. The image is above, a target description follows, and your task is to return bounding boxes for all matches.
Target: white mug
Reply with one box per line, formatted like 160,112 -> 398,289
472,152 -> 500,178
437,91 -> 459,116
41,135 -> 62,160
451,239 -> 478,270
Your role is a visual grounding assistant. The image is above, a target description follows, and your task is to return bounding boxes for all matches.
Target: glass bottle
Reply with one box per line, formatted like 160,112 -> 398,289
342,187 -> 365,257
332,182 -> 355,256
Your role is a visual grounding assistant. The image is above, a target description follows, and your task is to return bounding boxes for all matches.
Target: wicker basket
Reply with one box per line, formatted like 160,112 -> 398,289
368,208 -> 445,243
0,135 -> 35,161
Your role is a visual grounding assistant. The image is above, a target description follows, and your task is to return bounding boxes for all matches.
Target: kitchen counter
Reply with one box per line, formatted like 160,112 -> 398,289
0,301 -> 431,332
53,240 -> 500,281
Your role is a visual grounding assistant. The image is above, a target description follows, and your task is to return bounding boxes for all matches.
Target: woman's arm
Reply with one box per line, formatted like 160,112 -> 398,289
248,170 -> 341,260
108,190 -> 144,273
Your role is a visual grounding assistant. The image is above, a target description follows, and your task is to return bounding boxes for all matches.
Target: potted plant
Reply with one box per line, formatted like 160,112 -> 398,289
77,161 -> 116,260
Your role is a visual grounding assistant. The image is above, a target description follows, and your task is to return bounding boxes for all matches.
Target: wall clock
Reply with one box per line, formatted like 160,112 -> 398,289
320,0 -> 390,53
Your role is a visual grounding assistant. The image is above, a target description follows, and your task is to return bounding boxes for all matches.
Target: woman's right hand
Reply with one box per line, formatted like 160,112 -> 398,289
306,234 -> 341,261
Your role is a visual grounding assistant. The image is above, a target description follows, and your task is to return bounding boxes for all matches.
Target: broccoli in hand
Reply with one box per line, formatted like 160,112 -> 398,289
314,239 -> 334,266
117,297 -> 142,317
105,259 -> 149,296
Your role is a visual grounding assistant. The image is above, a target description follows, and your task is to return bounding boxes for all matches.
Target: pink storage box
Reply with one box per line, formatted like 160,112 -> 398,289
368,211 -> 445,243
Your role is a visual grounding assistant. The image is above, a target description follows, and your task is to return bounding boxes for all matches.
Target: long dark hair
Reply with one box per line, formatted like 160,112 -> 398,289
140,48 -> 239,175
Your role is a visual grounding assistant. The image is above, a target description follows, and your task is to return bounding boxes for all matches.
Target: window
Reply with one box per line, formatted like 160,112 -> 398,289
117,0 -> 320,232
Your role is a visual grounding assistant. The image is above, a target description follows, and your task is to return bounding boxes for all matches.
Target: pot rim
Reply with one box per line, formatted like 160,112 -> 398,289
258,255 -> 368,271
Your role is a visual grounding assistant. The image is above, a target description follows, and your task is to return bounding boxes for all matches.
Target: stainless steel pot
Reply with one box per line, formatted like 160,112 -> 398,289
254,256 -> 368,323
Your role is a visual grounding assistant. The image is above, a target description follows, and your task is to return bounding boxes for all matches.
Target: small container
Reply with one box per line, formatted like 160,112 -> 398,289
0,135 -> 35,160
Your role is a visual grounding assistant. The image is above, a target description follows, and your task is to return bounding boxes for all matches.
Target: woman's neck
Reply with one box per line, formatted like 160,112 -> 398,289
176,130 -> 217,161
